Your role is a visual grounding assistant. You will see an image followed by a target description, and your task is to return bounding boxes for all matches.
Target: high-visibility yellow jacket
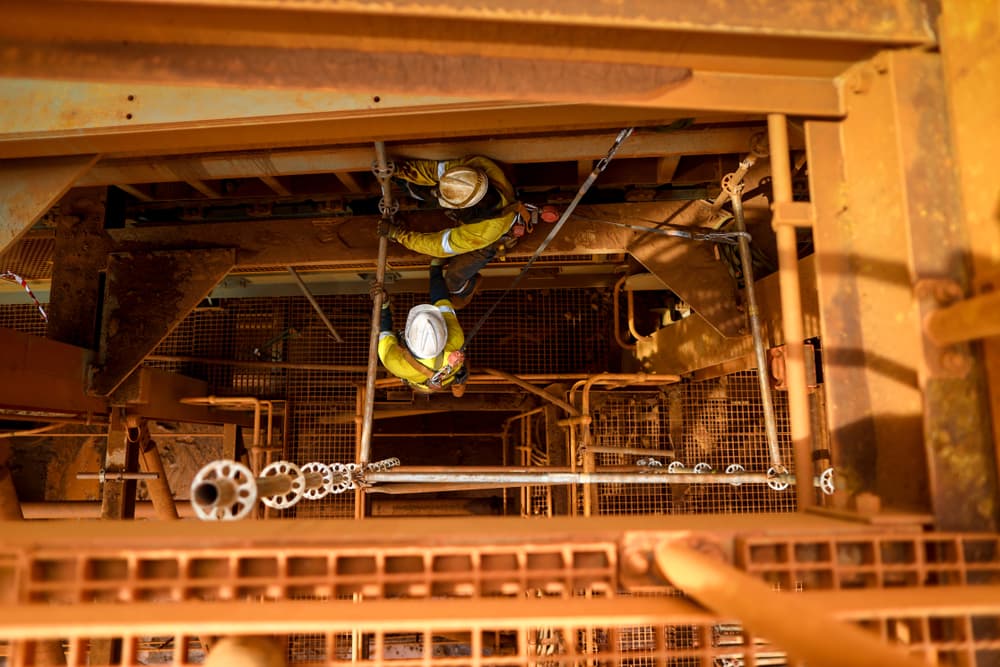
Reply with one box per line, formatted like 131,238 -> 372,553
377,299 -> 465,390
394,156 -> 517,258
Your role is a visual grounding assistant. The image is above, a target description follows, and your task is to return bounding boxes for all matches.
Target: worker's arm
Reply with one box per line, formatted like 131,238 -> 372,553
394,211 -> 516,258
377,301 -> 396,365
435,299 -> 465,353
394,159 -> 444,187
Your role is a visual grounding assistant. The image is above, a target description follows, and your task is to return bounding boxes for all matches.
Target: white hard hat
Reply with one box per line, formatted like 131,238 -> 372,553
404,304 -> 448,358
437,166 -> 488,209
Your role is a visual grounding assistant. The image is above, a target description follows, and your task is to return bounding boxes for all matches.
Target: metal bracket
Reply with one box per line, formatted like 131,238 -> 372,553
768,343 -> 818,391
89,248 -> 236,396
914,278 -> 973,378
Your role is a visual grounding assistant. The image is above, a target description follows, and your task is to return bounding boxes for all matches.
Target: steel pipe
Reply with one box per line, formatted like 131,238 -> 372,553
75,472 -> 159,481
138,437 -> 180,520
768,113 -> 815,508
359,141 -> 392,465
709,155 -> 757,213
612,274 -> 637,351
654,540 -> 924,667
367,470 -> 812,487
373,373 -> 591,388
191,460 -> 343,519
286,266 -> 344,343
731,190 -> 783,469
581,445 -> 675,457
481,368 -> 580,416
147,355 -> 366,373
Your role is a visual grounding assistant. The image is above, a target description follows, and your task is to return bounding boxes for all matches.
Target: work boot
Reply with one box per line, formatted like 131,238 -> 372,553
449,274 -> 481,310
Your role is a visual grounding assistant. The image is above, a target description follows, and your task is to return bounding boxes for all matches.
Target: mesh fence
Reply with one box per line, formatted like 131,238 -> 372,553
0,291 -> 795,517
571,376 -> 796,516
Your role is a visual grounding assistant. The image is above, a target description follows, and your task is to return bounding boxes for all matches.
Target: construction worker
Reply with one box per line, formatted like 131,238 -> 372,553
377,260 -> 468,396
384,155 -> 530,308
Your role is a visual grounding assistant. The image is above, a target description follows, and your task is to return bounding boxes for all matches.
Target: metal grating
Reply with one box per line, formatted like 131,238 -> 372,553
2,528 -> 1000,666
0,236 -> 55,280
0,304 -> 48,337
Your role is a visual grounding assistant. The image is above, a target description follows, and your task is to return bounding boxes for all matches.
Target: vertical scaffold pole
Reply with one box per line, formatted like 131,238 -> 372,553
360,142 -> 393,465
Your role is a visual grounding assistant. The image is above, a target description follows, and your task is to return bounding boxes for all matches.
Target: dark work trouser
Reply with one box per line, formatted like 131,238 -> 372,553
444,245 -> 499,297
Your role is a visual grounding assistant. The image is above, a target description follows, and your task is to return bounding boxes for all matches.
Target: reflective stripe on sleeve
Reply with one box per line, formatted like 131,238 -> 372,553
437,161 -> 447,178
437,305 -> 456,316
441,229 -> 454,255
379,332 -> 394,341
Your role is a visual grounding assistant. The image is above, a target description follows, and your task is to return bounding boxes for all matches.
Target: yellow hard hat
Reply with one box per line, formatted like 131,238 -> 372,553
437,166 -> 488,209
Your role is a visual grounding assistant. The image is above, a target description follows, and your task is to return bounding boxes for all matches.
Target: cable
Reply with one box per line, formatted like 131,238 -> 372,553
571,212 -> 750,246
462,128 -> 634,349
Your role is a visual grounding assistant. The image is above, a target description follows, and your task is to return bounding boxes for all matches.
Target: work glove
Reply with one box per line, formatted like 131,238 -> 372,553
369,281 -> 389,306
378,218 -> 406,241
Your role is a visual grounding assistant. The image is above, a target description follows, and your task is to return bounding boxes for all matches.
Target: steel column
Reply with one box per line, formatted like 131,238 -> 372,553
46,190 -> 110,350
807,51 -> 998,528
939,0 -> 1000,505
768,113 -> 815,509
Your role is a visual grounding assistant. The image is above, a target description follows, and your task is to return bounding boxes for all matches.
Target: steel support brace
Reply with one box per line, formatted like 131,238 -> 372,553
807,50 -> 998,529
0,155 -> 97,255
89,248 -> 235,396
635,255 -> 821,377
107,203 -> 645,268
46,189 -> 110,349
627,202 -> 745,338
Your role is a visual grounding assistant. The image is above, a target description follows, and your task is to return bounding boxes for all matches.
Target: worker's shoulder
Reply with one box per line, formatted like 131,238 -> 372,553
433,299 -> 457,314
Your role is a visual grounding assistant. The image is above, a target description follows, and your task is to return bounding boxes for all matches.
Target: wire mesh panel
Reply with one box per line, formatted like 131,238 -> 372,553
0,304 -> 48,337
578,376 -> 796,517
669,373 -> 795,514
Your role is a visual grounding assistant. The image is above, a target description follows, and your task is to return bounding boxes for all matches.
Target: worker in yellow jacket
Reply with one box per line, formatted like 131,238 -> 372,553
377,260 -> 467,396
385,155 -> 524,307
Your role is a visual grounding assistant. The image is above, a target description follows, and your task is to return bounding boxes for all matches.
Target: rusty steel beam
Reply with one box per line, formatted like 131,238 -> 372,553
102,202 -> 747,336
90,248 -> 235,396
0,0 -> 933,51
807,51 -> 998,530
0,328 -> 107,415
105,203 -> 649,267
76,126 -> 780,188
0,513 -> 867,548
0,155 -> 97,255
114,368 -> 254,428
0,103 -> 740,160
939,0 -> 1000,502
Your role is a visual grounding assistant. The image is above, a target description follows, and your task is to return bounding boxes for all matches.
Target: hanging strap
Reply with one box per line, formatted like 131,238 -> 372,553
461,127 -> 634,349
398,346 -> 437,381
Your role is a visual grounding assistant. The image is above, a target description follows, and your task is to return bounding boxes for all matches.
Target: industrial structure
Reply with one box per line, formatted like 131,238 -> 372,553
0,1 -> 999,665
